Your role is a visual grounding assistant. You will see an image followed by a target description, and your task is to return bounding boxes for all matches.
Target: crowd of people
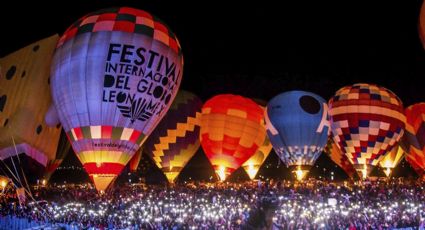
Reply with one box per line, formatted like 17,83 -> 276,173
1,179 -> 425,229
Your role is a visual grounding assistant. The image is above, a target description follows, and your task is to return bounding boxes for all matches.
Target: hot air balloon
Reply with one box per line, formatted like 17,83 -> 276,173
324,139 -> 357,179
265,91 -> 330,181
419,0 -> 425,49
329,83 -> 405,179
0,35 -> 62,188
403,103 -> 425,177
405,155 -> 424,177
242,99 -> 272,180
200,94 -> 265,181
378,144 -> 404,177
44,130 -> 71,182
50,7 -> 183,191
128,148 -> 143,172
144,90 -> 202,183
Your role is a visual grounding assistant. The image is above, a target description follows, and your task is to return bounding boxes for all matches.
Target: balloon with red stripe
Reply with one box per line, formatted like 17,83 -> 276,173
50,7 -> 183,191
402,103 -> 425,177
200,94 -> 265,181
329,83 -> 405,178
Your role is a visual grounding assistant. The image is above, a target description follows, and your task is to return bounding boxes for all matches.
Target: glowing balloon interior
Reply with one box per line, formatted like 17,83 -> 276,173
50,7 -> 183,191
200,94 -> 265,181
329,83 -> 405,178
265,90 -> 330,180
144,90 -> 202,183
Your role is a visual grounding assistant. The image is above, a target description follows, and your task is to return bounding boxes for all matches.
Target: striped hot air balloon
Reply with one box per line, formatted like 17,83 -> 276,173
403,103 -> 425,177
265,91 -> 330,181
200,94 -> 265,181
324,138 -> 357,179
50,7 -> 183,191
329,83 -> 405,179
144,90 -> 202,183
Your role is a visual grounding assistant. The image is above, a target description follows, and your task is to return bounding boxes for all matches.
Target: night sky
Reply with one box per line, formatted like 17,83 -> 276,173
2,0 -> 425,182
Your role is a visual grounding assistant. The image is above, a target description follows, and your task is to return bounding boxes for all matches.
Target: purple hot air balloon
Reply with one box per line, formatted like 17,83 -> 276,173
50,7 -> 183,191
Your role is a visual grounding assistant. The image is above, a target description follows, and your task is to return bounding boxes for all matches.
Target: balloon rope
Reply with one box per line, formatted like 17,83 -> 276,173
0,160 -> 23,188
7,136 -> 23,188
10,134 -> 33,197
0,159 -> 53,219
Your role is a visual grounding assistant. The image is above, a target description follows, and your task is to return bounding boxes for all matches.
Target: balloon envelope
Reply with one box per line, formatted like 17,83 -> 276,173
329,83 -> 405,178
265,90 -> 330,180
242,99 -> 272,180
144,90 -> 202,183
0,35 -> 62,186
419,0 -> 425,49
128,148 -> 143,173
379,144 -> 404,177
50,7 -> 183,191
402,103 -> 425,177
324,138 -> 357,179
200,94 -> 265,181
44,130 -> 71,181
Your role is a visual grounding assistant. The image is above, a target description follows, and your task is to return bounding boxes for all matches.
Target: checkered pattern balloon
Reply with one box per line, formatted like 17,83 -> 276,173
265,91 -> 330,168
200,94 -> 265,181
329,83 -> 405,177
402,103 -> 425,176
50,7 -> 183,191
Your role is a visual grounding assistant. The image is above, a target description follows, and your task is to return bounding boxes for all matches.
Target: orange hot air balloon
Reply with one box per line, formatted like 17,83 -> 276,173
403,103 -> 425,177
200,94 -> 266,181
324,138 -> 357,179
379,144 -> 404,177
128,148 -> 142,172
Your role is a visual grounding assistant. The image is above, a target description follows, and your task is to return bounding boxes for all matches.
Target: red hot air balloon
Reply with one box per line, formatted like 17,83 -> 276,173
200,94 -> 266,181
50,7 -> 183,191
403,103 -> 425,177
329,83 -> 405,179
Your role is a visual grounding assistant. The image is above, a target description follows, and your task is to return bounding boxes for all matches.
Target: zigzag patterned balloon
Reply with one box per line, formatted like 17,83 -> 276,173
144,90 -> 202,183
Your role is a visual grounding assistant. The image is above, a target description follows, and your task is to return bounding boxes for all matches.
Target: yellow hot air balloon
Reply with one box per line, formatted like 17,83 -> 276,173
241,100 -> 272,180
379,145 -> 404,177
242,136 -> 272,180
0,35 -> 62,186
